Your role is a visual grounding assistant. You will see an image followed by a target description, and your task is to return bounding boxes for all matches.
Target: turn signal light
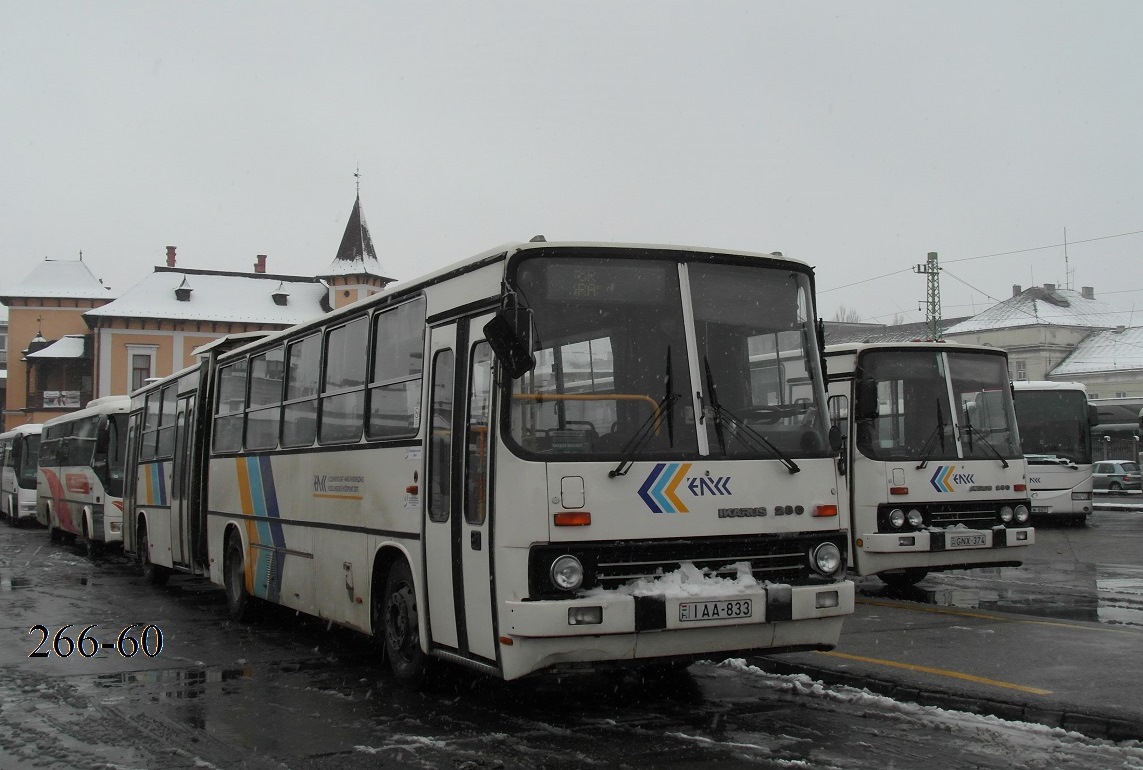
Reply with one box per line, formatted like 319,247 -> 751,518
813,504 -> 838,517
554,511 -> 591,526
889,486 -> 909,495
1014,483 -> 1027,492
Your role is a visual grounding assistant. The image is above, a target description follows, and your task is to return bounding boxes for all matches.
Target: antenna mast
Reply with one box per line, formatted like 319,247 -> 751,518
914,251 -> 942,340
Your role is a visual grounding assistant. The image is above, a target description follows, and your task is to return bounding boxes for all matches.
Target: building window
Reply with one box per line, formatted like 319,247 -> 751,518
1013,360 -> 1027,381
127,345 -> 158,392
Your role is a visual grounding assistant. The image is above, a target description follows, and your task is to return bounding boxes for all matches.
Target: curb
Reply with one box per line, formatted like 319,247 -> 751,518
751,656 -> 1143,743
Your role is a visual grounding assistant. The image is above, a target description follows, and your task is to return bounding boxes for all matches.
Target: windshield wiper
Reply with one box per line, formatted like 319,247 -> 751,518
703,357 -> 800,474
915,400 -> 947,470
609,348 -> 679,478
961,421 -> 1010,468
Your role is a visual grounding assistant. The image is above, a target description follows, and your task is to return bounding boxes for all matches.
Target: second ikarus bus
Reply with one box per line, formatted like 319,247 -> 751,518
125,240 -> 854,683
1013,381 -> 1097,525
37,396 -> 131,552
825,341 -> 1034,586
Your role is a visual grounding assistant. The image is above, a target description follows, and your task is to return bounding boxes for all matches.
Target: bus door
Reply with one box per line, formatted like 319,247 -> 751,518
424,315 -> 497,665
169,395 -> 195,568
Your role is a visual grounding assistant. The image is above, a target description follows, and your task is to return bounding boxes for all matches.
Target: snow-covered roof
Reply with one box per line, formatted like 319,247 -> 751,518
824,317 -> 971,345
84,268 -> 329,325
319,194 -> 394,281
0,258 -> 114,301
944,286 -> 1126,335
25,335 -> 87,359
1051,326 -> 1143,377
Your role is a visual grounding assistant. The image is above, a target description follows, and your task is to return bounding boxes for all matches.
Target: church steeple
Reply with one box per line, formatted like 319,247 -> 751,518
319,173 -> 394,309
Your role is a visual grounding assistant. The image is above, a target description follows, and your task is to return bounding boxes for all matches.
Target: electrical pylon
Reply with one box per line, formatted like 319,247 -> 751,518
914,251 -> 942,340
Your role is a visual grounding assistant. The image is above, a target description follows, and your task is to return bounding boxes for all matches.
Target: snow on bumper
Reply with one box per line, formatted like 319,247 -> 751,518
860,526 -> 1034,554
503,580 -> 855,639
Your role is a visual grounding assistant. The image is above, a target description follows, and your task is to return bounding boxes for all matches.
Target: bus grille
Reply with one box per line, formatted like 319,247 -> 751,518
877,501 -> 1015,531
527,534 -> 845,600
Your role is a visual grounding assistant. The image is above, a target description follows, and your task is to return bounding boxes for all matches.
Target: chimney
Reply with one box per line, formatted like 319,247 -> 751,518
166,245 -> 177,267
1081,286 -> 1094,300
1044,283 -> 1056,292
1012,284 -> 1022,297
255,254 -> 267,274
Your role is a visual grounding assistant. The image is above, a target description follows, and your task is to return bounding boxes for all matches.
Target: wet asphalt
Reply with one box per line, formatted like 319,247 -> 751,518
755,499 -> 1143,742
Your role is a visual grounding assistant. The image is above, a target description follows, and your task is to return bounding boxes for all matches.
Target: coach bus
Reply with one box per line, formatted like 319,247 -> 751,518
824,341 -> 1033,587
0,423 -> 42,527
125,239 -> 854,683
1012,381 -> 1097,525
37,396 -> 131,552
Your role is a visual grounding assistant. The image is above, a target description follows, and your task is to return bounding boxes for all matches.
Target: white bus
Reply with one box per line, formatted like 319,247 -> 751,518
37,396 -> 131,552
824,342 -> 1033,586
1,423 -> 42,527
1012,381 -> 1097,525
125,240 -> 854,683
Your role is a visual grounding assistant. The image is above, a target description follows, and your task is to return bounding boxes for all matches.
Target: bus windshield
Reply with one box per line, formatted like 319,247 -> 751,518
17,435 -> 40,488
856,349 -> 1021,462
1014,388 -> 1093,464
504,253 -> 831,460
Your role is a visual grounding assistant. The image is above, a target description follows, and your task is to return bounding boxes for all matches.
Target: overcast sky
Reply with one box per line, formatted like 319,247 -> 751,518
4,1 -> 1142,326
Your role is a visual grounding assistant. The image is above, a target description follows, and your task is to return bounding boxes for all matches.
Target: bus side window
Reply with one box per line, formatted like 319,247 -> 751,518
428,350 -> 454,523
465,342 -> 492,526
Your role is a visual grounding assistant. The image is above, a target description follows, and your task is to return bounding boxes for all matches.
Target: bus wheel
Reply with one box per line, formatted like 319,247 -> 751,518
138,522 -> 170,586
224,532 -> 255,622
47,508 -> 62,543
879,568 -> 928,588
381,560 -> 426,684
82,515 -> 102,559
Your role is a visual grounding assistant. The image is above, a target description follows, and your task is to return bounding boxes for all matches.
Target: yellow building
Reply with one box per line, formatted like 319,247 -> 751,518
1,193 -> 392,427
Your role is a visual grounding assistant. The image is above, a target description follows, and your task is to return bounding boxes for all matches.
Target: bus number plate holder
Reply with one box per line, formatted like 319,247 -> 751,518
948,533 -> 987,548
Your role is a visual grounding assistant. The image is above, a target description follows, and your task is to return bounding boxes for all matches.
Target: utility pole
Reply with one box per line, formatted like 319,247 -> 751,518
914,251 -> 942,340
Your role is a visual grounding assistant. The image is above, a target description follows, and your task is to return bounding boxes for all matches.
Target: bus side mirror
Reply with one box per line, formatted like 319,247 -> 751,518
484,303 -> 536,379
829,424 -> 843,452
1088,405 -> 1099,427
855,379 -> 879,420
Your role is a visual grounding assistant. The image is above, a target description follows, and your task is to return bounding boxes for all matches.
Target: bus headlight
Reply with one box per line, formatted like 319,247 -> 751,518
906,509 -> 924,528
999,506 -> 1014,523
888,509 -> 906,529
810,542 -> 843,577
550,555 -> 584,592
1014,504 -> 1030,524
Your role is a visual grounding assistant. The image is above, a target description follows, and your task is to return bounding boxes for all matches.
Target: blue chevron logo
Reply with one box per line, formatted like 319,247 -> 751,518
637,462 -> 691,514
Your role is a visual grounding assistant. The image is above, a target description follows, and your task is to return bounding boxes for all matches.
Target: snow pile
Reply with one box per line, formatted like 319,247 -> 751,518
582,561 -> 760,598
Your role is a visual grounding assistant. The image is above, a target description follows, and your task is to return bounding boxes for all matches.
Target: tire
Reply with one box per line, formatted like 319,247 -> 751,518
879,568 -> 929,588
82,516 -> 97,558
1109,482 -> 1122,492
47,507 -> 62,543
379,560 -> 427,684
224,531 -> 255,622
138,521 -> 170,586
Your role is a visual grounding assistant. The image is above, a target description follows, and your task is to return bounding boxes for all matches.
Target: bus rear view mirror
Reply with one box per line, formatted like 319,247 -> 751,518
1088,404 -> 1099,427
855,379 -> 879,420
484,307 -> 536,379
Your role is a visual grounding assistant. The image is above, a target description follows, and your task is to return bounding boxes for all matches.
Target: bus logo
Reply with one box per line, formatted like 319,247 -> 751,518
930,465 -> 975,493
638,463 -> 691,514
638,464 -> 734,513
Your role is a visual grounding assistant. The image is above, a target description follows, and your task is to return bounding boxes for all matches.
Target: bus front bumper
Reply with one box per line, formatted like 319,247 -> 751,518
503,580 -> 854,639
860,526 -> 1034,553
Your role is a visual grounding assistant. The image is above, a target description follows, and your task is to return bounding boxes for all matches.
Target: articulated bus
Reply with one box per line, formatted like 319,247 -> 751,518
1012,381 -> 1097,525
37,396 -> 131,551
124,240 -> 854,683
0,424 -> 42,526
824,342 -> 1033,587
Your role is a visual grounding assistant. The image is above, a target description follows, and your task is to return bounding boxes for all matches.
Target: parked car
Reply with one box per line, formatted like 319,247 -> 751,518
1092,460 -> 1142,492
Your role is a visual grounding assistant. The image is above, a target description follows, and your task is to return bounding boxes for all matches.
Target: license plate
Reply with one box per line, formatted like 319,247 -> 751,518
948,534 -> 987,548
1031,506 -> 1050,513
679,599 -> 752,622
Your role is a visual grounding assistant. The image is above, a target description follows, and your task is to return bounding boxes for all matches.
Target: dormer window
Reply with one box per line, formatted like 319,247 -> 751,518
175,277 -> 193,302
272,281 -> 289,307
